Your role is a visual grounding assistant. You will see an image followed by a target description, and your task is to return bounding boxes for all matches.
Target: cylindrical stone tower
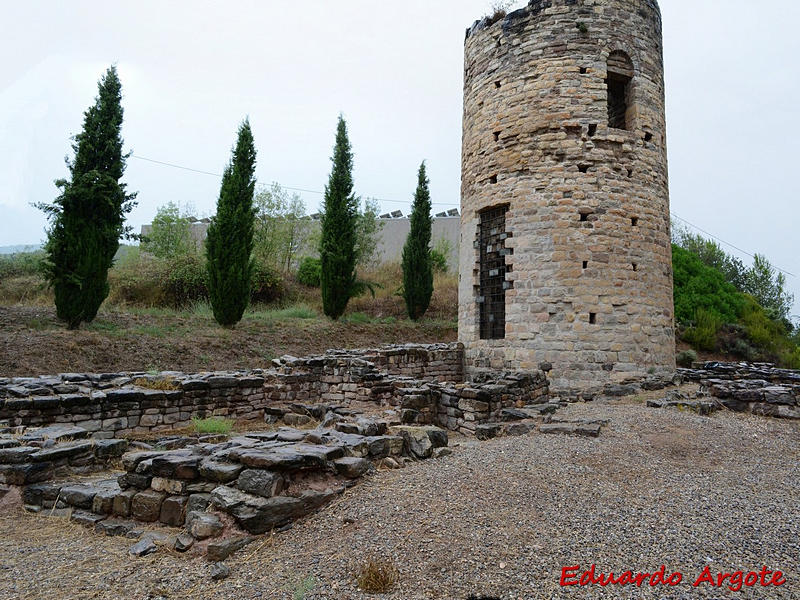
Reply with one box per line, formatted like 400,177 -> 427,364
459,0 -> 675,392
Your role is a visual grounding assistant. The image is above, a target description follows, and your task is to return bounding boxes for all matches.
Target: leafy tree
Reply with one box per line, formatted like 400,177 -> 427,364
320,116 -> 359,319
743,254 -> 794,323
37,65 -> 136,328
355,197 -> 384,269
206,119 -> 257,327
142,201 -> 196,259
402,162 -> 434,320
253,183 -> 313,272
430,236 -> 454,273
672,225 -> 748,290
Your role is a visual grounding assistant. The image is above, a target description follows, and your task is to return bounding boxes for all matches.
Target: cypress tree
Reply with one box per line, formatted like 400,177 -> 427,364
206,119 -> 257,327
38,65 -> 136,329
402,161 -> 434,320
320,116 -> 359,319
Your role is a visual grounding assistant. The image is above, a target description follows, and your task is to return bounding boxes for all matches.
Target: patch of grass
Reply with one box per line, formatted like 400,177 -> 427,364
131,324 -> 179,338
192,416 -> 233,435
246,304 -> 319,323
356,558 -> 399,593
132,377 -> 181,391
343,312 -> 373,324
26,317 -> 57,331
86,320 -> 121,333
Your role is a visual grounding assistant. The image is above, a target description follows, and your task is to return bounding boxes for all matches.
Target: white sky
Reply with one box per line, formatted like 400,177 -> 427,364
1,0 -> 798,316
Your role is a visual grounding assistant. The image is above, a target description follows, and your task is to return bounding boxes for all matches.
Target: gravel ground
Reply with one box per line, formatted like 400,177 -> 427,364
0,398 -> 798,600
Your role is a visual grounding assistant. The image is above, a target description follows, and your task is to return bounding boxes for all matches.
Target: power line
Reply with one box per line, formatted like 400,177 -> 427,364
131,154 -> 457,207
671,212 -> 795,278
131,155 -> 795,278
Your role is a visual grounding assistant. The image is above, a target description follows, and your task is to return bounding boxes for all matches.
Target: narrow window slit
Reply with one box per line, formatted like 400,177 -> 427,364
607,51 -> 634,130
588,124 -> 597,137
489,174 -> 498,184
582,261 -> 589,269
478,205 -> 510,340
631,216 -> 639,226
632,263 -> 638,272
589,313 -> 597,324
493,131 -> 501,142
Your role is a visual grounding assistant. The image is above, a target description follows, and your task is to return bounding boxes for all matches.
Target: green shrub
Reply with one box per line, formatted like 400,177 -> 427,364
107,251 -> 166,306
672,245 -> 743,325
430,249 -> 448,273
296,257 -> 321,287
164,253 -> 208,307
675,349 -> 698,367
728,338 -> 758,361
0,251 -> 45,281
192,417 -> 233,435
251,262 -> 284,304
682,308 -> 721,352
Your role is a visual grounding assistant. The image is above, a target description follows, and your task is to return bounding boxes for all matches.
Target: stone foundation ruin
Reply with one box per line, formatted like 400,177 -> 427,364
0,343 -> 562,561
1,343 -> 797,563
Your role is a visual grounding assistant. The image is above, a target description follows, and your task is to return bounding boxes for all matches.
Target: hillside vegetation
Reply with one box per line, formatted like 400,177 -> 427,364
672,227 -> 798,368
2,224 -> 797,371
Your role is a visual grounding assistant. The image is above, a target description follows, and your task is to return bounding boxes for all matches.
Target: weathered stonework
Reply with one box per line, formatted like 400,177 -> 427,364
459,0 -> 675,392
0,344 -> 549,437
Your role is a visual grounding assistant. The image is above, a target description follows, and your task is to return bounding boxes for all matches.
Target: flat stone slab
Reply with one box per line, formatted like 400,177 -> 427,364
19,425 -> 89,443
540,423 -> 602,437
206,535 -> 255,561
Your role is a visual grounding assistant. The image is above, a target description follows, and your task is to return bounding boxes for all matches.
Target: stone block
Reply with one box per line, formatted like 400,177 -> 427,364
131,490 -> 167,522
160,495 -> 189,527
113,489 -> 138,517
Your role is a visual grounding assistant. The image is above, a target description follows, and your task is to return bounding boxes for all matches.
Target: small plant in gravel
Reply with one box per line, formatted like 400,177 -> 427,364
131,377 -> 180,391
192,417 -> 233,435
291,575 -> 316,600
676,349 -> 698,367
356,558 -> 399,593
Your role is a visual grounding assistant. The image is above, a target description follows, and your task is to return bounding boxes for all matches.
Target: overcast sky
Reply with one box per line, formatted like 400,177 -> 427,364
1,0 -> 798,316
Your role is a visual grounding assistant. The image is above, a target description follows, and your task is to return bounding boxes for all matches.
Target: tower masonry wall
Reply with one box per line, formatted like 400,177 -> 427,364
459,0 -> 675,392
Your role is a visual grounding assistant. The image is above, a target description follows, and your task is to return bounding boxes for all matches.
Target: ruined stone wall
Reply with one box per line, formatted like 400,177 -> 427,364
0,344 -> 523,437
459,0 -> 675,392
0,374 -> 267,438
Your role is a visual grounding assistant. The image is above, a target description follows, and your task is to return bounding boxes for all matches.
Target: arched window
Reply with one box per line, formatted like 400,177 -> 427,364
606,51 -> 634,130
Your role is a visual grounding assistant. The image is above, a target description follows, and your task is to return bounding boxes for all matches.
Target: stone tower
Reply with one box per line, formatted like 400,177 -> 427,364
459,0 -> 675,392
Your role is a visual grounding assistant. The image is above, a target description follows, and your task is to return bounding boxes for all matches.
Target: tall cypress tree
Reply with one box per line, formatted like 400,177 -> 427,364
402,161 -> 434,320
38,65 -> 136,329
320,116 -> 358,319
206,119 -> 257,327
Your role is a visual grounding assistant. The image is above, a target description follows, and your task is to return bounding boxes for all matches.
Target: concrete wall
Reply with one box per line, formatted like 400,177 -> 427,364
141,217 -> 460,270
